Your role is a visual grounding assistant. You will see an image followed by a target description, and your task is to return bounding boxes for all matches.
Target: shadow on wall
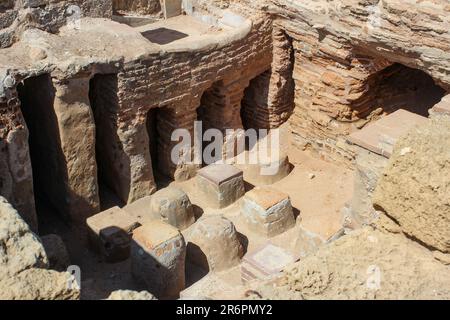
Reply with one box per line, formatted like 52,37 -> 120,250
89,74 -> 129,209
17,75 -> 70,223
353,63 -> 448,118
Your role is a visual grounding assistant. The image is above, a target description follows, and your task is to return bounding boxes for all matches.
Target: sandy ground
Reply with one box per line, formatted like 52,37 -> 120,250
38,147 -> 353,300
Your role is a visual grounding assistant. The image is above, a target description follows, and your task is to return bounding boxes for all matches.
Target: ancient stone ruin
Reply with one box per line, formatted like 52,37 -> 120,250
0,0 -> 449,300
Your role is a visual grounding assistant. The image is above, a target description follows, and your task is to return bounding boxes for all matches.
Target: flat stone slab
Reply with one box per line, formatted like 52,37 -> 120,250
347,109 -> 428,158
86,206 -> 140,262
123,196 -> 159,225
197,164 -> 243,186
241,243 -> 296,284
430,95 -> 450,115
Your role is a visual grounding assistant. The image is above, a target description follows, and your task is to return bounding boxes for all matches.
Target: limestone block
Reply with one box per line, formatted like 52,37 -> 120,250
0,269 -> 80,300
373,117 -> 450,253
86,206 -> 140,262
150,187 -> 195,230
131,221 -> 186,299
241,187 -> 295,237
0,196 -> 48,281
185,215 -> 243,272
197,164 -> 245,209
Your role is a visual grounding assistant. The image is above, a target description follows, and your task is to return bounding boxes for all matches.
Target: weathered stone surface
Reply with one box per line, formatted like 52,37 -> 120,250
150,187 -> 195,230
292,226 -> 326,259
373,117 -> 450,253
87,206 -> 140,262
0,196 -> 48,280
430,95 -> 450,116
123,196 -> 159,225
41,234 -> 71,272
197,164 -> 245,209
0,269 -> 80,300
0,197 -> 78,300
241,187 -> 295,237
343,146 -> 388,230
107,289 -> 157,300
185,215 -> 243,272
131,221 -> 186,299
256,228 -> 450,300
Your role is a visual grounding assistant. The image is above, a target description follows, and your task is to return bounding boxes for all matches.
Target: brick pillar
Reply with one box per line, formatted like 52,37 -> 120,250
241,27 -> 295,129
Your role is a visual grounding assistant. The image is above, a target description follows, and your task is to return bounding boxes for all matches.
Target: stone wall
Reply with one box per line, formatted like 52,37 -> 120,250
0,8 -> 274,227
237,0 -> 450,166
113,17 -> 273,202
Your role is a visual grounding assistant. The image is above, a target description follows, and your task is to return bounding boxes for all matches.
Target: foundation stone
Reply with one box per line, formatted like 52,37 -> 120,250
131,221 -> 186,299
241,187 -> 295,237
197,164 -> 245,209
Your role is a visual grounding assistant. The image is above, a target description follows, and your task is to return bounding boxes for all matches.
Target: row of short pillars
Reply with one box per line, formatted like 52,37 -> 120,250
86,163 -> 296,299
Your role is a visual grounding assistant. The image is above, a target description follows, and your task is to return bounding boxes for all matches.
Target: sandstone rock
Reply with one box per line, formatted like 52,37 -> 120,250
185,215 -> 243,272
41,234 -> 71,272
0,269 -> 80,300
0,196 -> 48,280
256,228 -> 450,300
107,290 -> 157,300
373,117 -> 450,253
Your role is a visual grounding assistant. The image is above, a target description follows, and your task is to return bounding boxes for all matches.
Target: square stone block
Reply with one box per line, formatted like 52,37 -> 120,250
131,221 -> 186,299
87,206 -> 140,262
197,164 -> 245,209
163,0 -> 182,19
241,243 -> 296,284
241,187 -> 295,237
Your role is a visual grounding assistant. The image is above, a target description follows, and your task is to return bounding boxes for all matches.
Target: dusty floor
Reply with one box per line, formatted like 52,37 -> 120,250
37,147 -> 353,300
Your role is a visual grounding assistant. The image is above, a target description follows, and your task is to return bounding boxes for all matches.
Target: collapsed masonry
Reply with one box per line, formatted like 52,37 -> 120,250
0,0 -> 450,300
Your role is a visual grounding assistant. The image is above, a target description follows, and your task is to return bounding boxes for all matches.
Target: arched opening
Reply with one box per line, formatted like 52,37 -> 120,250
352,63 -> 447,118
